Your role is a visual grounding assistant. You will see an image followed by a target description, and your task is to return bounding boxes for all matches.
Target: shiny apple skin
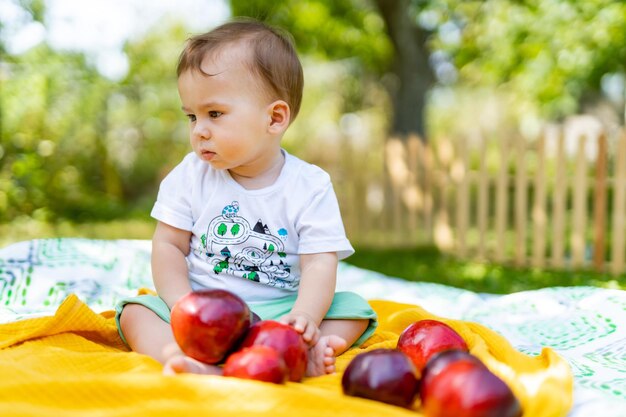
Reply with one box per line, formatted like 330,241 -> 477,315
420,349 -> 484,393
240,320 -> 308,382
341,348 -> 420,408
421,359 -> 523,417
397,319 -> 468,373
223,345 -> 288,384
170,289 -> 251,364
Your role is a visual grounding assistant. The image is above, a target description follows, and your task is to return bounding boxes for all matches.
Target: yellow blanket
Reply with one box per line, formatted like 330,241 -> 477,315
0,295 -> 572,417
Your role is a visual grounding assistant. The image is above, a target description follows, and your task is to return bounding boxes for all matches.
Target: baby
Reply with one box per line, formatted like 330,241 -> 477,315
115,18 -> 378,377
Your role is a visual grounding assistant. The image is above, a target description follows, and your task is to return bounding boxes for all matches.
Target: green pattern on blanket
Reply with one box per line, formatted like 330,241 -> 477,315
1,238 -> 625,416
0,239 -> 151,321
579,378 -> 626,399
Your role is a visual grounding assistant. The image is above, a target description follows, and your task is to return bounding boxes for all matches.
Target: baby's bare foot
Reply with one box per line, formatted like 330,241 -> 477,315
306,335 -> 347,377
162,354 -> 223,376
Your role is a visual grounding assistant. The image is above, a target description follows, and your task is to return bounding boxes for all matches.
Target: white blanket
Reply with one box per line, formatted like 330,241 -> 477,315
1,238 -> 624,416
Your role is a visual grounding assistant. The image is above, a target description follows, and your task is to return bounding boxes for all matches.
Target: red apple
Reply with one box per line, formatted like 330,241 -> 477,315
240,320 -> 308,382
170,289 -> 251,364
223,345 -> 288,384
397,319 -> 468,373
341,348 -> 420,408
421,349 -> 484,391
421,358 -> 522,417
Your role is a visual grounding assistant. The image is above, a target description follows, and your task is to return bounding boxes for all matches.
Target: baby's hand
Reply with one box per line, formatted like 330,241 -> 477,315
280,311 -> 320,346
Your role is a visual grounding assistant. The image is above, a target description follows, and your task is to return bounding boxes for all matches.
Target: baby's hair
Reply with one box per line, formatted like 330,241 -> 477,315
177,18 -> 304,121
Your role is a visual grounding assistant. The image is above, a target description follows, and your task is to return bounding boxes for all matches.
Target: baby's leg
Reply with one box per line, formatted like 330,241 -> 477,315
119,303 -> 221,375
306,319 -> 369,377
119,303 -> 174,363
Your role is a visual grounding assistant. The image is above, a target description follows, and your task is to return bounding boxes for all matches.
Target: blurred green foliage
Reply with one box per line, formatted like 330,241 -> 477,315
1,22 -> 192,223
233,0 -> 626,124
442,0 -> 626,119
231,0 -> 392,73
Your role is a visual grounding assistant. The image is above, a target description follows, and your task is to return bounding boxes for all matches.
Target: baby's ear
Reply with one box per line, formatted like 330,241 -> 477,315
267,100 -> 290,134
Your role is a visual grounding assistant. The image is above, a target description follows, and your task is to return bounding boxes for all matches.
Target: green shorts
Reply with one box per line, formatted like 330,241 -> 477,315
115,291 -> 378,347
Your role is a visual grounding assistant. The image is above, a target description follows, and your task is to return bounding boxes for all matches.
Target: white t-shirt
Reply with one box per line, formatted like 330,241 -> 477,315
151,150 -> 354,302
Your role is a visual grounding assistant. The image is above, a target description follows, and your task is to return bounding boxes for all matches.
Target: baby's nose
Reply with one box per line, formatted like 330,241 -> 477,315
193,121 -> 211,139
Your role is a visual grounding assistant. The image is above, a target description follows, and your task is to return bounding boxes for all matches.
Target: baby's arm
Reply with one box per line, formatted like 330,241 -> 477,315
151,221 -> 193,309
280,252 -> 338,345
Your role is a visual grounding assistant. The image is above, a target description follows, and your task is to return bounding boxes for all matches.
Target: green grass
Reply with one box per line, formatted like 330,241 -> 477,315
2,218 -> 624,293
0,216 -> 155,248
345,246 -> 626,293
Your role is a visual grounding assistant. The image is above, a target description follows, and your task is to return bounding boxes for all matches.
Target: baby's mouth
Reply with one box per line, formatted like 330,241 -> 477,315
200,150 -> 216,161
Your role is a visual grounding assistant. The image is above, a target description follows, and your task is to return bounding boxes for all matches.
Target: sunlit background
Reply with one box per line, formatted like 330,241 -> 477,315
3,0 -> 229,78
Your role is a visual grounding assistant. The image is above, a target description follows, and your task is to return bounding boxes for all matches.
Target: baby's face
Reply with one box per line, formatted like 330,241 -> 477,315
178,48 -> 280,177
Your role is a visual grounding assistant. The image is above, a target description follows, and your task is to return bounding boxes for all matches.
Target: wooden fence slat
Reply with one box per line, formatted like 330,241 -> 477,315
340,137 -> 356,241
455,135 -> 469,257
384,138 -> 400,245
354,160 -> 371,244
434,153 -> 452,250
552,129 -> 567,268
495,136 -> 510,263
532,133 -> 547,268
515,136 -> 528,266
572,135 -> 588,267
612,131 -> 626,274
592,131 -> 607,271
422,140 -> 434,242
477,132 -> 489,259
386,137 -> 410,245
407,135 -> 421,243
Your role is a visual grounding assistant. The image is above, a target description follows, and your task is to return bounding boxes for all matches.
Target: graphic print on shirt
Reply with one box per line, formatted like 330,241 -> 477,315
196,201 -> 295,289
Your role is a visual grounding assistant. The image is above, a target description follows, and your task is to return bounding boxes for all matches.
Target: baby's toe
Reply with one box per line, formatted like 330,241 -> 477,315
326,335 -> 347,353
323,355 -> 335,365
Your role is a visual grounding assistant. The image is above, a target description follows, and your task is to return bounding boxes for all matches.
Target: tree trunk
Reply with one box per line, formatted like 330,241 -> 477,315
374,0 -> 435,141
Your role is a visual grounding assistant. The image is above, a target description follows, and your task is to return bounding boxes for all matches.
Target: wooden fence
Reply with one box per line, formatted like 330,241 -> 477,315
329,117 -> 626,274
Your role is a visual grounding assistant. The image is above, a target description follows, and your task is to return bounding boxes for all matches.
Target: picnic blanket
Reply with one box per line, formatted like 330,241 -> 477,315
0,239 -> 622,416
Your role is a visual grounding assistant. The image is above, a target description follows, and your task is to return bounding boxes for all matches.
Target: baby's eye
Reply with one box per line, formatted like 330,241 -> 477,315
186,114 -> 196,122
208,111 -> 223,118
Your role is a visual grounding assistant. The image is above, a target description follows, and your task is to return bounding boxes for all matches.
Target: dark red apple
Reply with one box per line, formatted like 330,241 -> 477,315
170,289 -> 251,364
421,349 -> 484,392
240,320 -> 308,382
223,345 -> 288,384
397,319 -> 468,373
421,358 -> 522,417
341,348 -> 420,408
